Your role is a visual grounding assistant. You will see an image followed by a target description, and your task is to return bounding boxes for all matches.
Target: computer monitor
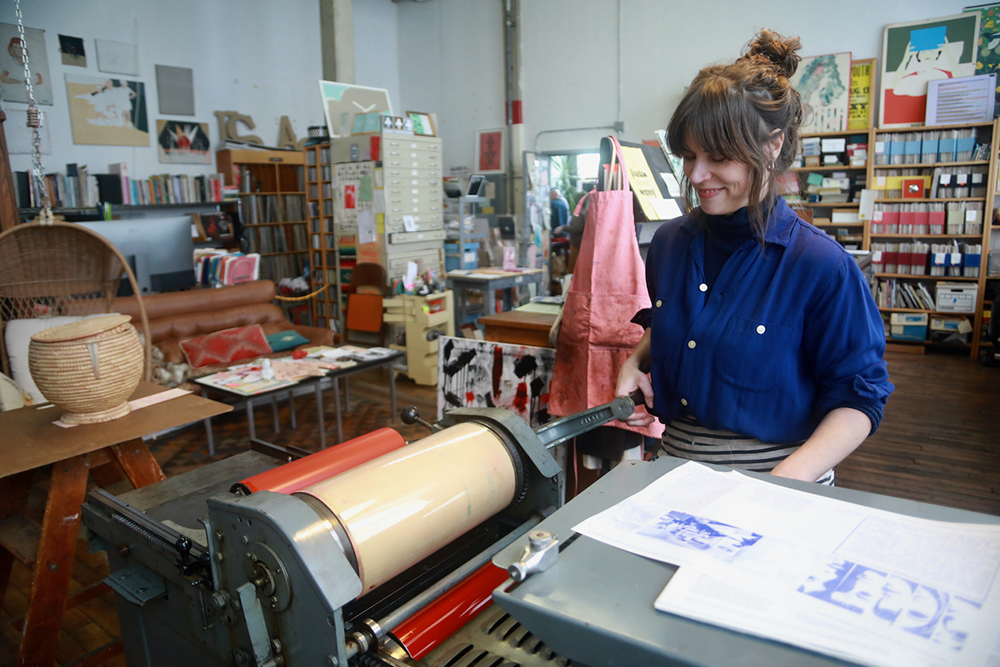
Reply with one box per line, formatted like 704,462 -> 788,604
78,216 -> 196,295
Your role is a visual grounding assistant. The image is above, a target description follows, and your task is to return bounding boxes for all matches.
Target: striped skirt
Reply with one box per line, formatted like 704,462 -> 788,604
660,415 -> 835,486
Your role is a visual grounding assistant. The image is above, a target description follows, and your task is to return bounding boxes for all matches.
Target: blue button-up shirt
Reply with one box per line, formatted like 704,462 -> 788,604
638,198 -> 893,444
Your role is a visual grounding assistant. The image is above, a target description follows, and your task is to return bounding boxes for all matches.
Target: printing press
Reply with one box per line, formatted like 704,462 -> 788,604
82,397 -> 640,667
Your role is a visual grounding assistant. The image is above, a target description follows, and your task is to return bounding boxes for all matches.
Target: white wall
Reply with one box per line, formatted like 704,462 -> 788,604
396,0 -> 974,173
2,0 -> 324,180
353,0 -> 401,111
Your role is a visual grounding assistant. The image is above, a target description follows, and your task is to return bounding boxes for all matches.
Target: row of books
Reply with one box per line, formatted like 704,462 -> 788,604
13,164 -> 229,209
873,128 -> 982,165
870,242 -> 982,276
871,202 -> 984,235
873,166 -> 988,199
306,165 -> 333,182
258,254 -> 306,284
873,279 -> 937,310
194,250 -> 260,287
238,166 -> 305,194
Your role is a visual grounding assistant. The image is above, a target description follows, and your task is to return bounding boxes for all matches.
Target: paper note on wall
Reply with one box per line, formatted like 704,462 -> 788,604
358,209 -> 375,244
620,146 -> 665,220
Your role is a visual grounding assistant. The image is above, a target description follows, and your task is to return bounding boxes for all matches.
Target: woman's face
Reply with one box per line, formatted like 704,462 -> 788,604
682,139 -> 752,216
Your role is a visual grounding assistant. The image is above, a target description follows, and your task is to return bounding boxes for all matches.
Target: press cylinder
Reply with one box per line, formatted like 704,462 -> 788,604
296,422 -> 518,594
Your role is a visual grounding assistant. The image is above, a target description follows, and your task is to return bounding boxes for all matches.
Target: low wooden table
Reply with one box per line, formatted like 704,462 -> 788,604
479,309 -> 558,348
0,382 -> 230,667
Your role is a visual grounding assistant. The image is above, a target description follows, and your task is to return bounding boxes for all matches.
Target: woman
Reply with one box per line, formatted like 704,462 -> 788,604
616,29 -> 892,484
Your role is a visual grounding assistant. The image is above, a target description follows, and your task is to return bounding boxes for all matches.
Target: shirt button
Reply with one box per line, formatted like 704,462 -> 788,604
699,283 -> 708,292
687,340 -> 696,349
655,299 -> 662,307
680,398 -> 688,406
756,325 -> 766,335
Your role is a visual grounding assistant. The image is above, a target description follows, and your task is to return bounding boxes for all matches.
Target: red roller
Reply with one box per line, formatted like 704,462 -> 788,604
393,564 -> 510,660
238,428 -> 406,494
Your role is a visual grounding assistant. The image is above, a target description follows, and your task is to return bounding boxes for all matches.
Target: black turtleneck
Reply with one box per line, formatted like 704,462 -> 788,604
702,206 -> 757,296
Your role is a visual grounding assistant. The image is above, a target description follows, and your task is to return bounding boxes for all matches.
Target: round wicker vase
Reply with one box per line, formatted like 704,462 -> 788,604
28,315 -> 144,425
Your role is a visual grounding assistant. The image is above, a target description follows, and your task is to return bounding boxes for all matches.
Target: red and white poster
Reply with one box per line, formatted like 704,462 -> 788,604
344,184 -> 356,209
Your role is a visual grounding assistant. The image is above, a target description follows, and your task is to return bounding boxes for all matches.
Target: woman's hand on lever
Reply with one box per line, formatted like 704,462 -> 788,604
616,330 -> 655,427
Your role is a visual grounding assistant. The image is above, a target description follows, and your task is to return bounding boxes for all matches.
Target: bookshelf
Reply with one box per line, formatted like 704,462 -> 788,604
786,129 -> 872,250
304,142 -> 338,330
865,120 -> 997,359
216,148 -> 308,285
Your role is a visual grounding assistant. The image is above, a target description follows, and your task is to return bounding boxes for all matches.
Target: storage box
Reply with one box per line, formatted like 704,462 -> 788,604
445,242 -> 479,271
935,283 -> 979,314
889,313 -> 927,342
929,315 -> 972,344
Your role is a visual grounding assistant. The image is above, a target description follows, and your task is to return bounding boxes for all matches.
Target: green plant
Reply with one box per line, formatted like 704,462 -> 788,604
550,155 -> 584,213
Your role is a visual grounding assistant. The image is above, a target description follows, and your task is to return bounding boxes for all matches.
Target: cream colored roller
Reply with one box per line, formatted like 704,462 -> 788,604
297,422 -> 518,594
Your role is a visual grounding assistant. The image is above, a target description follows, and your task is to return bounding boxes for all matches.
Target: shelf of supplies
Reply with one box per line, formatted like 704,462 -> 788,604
884,337 -> 971,348
791,165 -> 867,172
813,222 -> 864,227
792,202 -> 860,208
874,197 -> 985,203
875,121 -> 994,133
875,273 -> 980,281
800,130 -> 873,138
872,160 -> 989,169
870,234 -> 983,239
879,307 -> 972,315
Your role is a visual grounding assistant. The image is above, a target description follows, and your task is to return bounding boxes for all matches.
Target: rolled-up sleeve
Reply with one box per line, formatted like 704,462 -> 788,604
803,255 -> 894,433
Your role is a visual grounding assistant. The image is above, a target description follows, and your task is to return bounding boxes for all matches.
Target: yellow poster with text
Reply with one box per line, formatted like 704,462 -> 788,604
848,61 -> 872,131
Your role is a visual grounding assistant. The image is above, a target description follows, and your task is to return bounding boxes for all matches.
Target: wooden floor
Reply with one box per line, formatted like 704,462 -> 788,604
2,352 -> 998,665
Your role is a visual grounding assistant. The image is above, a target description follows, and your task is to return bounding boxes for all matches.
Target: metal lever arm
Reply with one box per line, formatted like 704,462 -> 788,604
533,390 -> 644,450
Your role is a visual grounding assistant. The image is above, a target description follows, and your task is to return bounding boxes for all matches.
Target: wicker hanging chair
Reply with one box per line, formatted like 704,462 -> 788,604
0,221 -> 152,382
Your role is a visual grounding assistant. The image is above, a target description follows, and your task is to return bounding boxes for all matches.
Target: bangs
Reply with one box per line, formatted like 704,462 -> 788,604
668,75 -> 757,164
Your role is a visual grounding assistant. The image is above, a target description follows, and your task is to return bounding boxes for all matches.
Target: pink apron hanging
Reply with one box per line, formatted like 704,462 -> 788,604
548,136 -> 662,439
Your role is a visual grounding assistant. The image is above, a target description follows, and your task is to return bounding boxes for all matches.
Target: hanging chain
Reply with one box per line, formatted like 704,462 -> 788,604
14,0 -> 52,219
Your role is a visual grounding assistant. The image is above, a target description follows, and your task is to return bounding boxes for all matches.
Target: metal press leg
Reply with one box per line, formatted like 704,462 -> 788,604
247,398 -> 256,441
343,377 -> 350,412
271,395 -> 280,433
315,379 -> 326,450
332,374 -> 344,444
201,387 -> 215,456
289,388 -> 297,429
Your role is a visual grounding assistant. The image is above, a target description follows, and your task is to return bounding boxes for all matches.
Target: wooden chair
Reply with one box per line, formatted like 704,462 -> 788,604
0,221 -> 152,383
345,262 -> 388,346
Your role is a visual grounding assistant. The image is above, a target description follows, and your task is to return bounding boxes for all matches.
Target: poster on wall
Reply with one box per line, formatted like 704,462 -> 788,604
66,74 -> 150,146
0,23 -> 53,105
155,65 -> 195,116
156,119 -> 211,164
965,3 -> 1000,117
848,58 -> 876,131
96,38 -> 140,76
318,80 -> 392,138
58,34 -> 86,67
880,13 -> 980,128
789,52 -> 852,133
436,336 -> 555,428
475,128 -> 506,174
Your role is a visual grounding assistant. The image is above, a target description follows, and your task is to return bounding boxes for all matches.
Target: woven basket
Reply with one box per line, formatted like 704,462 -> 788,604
28,315 -> 143,425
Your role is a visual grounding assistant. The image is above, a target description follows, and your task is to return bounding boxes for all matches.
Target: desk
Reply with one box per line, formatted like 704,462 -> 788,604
446,269 -> 545,328
0,382 -> 230,667
479,309 -> 558,348
196,349 -> 404,449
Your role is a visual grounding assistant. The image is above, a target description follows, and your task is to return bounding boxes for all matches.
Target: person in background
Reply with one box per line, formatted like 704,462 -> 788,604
549,188 -> 570,233
615,29 -> 893,485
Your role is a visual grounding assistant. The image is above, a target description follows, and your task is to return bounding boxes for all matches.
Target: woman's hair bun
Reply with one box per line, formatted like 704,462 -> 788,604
743,29 -> 802,79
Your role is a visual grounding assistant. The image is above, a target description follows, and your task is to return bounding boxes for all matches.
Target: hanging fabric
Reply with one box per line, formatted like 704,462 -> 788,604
548,135 -> 662,439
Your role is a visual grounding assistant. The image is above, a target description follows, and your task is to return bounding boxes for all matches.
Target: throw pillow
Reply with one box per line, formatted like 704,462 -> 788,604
265,330 -> 310,352
179,324 -> 272,369
5,314 -> 123,404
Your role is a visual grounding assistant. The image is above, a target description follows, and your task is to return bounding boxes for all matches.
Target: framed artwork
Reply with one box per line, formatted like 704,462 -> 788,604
475,127 -> 506,174
156,119 -> 211,164
848,58 -> 876,131
66,74 -> 149,146
790,52 -> 852,133
880,13 -> 980,128
436,336 -> 555,428
318,80 -> 392,138
0,23 -> 53,105
965,4 -> 1000,117
407,111 -> 435,136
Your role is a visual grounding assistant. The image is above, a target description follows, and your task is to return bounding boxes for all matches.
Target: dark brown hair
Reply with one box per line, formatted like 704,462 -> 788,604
667,29 -> 803,236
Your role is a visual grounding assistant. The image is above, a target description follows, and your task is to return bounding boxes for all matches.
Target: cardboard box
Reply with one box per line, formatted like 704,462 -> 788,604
929,315 -> 972,344
889,313 -> 927,342
935,283 -> 979,314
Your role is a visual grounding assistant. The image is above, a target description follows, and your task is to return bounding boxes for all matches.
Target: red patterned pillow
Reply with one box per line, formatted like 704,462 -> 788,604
179,324 -> 272,369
